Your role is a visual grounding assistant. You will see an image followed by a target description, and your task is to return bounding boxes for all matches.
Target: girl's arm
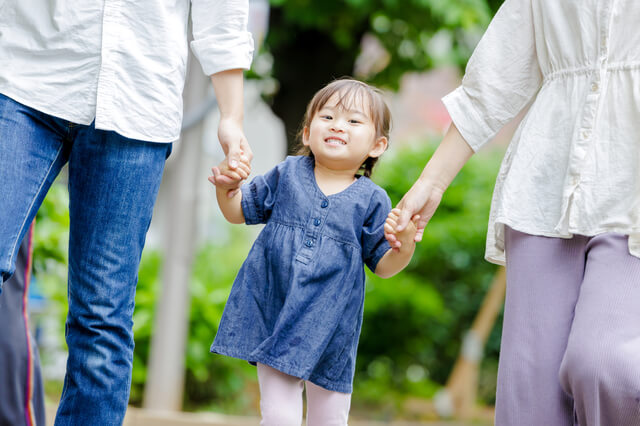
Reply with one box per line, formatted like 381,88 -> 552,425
209,159 -> 250,224
375,209 -> 417,278
216,186 -> 245,224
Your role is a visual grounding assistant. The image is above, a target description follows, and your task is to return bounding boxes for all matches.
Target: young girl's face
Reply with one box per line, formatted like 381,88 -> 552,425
303,92 -> 387,173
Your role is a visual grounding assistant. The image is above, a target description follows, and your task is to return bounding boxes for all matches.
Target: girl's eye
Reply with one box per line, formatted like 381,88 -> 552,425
320,115 -> 332,120
349,119 -> 361,124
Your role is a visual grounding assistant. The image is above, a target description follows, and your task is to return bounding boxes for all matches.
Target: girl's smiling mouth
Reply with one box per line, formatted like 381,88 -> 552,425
324,137 -> 347,146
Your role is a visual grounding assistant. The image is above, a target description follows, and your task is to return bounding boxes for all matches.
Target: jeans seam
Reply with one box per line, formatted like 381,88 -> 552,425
6,142 -> 65,273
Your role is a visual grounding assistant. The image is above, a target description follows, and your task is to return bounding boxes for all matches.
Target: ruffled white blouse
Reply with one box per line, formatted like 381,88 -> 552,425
443,0 -> 640,265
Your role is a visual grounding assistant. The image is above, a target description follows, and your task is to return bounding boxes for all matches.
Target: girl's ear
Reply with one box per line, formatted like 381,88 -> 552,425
302,126 -> 311,146
368,136 -> 388,158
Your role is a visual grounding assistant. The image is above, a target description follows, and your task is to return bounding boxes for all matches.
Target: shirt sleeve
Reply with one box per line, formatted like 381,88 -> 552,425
240,162 -> 282,225
442,0 -> 542,152
190,0 -> 254,76
362,188 -> 393,272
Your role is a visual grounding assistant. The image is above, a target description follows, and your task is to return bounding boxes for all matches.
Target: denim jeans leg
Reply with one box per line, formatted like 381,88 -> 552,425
0,93 -> 70,286
54,125 -> 170,426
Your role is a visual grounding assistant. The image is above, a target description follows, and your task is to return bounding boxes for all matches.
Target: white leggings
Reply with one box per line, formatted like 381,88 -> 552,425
257,363 -> 352,426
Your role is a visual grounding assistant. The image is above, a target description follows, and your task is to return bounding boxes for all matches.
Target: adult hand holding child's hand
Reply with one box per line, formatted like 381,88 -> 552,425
208,154 -> 251,198
384,208 -> 420,252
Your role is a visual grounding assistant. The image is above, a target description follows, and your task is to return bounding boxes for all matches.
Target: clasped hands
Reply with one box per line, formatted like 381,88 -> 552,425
208,153 -> 251,197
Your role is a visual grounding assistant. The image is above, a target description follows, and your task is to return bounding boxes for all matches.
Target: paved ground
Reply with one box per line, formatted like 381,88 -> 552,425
46,405 -> 492,426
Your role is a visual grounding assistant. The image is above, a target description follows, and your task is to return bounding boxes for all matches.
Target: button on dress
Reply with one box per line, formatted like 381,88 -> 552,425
211,155 -> 392,393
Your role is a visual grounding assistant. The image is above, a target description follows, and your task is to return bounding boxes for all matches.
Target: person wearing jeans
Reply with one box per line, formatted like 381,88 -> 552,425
0,0 -> 254,424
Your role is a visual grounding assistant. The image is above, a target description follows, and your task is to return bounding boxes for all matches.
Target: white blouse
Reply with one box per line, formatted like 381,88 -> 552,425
0,0 -> 254,143
442,0 -> 640,265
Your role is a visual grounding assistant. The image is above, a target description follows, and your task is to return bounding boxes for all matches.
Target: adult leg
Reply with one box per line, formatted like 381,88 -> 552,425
495,226 -> 585,426
0,93 -> 70,285
305,381 -> 351,426
0,223 -> 46,426
54,126 -> 170,426
559,233 -> 640,426
257,363 -> 304,426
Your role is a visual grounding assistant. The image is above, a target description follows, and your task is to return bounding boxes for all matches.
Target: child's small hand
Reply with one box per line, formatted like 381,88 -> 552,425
208,154 -> 251,198
384,208 -> 418,252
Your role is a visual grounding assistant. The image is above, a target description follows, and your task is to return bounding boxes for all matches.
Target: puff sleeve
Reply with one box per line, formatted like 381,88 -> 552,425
240,162 -> 282,225
442,0 -> 542,152
361,188 -> 393,272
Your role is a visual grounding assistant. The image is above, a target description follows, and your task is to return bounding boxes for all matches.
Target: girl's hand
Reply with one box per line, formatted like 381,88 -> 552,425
208,156 -> 251,198
388,178 -> 445,244
384,208 -> 419,251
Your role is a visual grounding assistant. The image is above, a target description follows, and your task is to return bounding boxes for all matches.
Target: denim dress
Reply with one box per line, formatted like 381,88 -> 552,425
211,155 -> 392,393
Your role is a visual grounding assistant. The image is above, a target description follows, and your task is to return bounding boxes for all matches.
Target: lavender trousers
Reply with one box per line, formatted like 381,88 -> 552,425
496,227 -> 640,426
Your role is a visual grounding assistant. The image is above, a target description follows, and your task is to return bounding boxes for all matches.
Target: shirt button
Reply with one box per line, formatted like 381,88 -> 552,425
591,82 -> 599,92
305,239 -> 314,247
313,218 -> 321,226
570,175 -> 579,186
581,130 -> 590,140
321,200 -> 329,208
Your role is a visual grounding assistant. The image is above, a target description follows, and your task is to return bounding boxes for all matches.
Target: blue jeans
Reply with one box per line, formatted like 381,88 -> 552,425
0,93 -> 171,425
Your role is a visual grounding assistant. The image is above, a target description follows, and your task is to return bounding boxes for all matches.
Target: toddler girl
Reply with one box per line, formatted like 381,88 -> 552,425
209,79 -> 416,426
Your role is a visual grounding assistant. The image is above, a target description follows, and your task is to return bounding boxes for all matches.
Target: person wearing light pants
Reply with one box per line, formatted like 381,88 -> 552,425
385,0 -> 640,424
499,227 -> 640,425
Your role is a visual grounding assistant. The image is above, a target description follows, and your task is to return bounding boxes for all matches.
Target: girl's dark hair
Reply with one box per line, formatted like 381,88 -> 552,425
295,78 -> 391,178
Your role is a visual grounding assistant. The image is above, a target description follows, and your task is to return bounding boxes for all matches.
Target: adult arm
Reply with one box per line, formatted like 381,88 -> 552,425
390,124 -> 474,244
190,0 -> 254,185
210,69 -> 252,188
392,0 -> 541,242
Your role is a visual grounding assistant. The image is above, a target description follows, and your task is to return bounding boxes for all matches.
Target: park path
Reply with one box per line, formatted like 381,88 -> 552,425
46,405 -> 491,426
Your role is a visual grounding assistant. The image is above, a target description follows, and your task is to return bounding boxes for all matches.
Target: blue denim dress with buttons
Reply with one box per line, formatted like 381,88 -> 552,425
211,155 -> 392,393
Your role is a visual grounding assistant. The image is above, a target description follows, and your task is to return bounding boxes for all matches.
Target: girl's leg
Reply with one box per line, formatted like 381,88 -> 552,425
495,226 -> 585,426
559,233 -> 640,426
305,381 -> 351,426
257,363 -> 304,426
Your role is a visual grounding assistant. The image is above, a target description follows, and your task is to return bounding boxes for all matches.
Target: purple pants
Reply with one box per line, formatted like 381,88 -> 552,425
496,227 -> 640,426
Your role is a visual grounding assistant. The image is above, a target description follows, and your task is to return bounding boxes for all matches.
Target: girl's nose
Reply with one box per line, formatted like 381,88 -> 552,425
331,120 -> 346,132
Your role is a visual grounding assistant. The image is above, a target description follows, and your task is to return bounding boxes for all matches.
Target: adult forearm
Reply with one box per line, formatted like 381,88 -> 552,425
418,123 -> 475,191
210,69 -> 244,122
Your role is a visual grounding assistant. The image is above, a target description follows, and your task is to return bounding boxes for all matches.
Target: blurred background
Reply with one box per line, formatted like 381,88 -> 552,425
27,0 -> 525,424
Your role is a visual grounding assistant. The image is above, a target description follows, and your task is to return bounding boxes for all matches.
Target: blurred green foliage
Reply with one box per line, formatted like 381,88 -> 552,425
33,182 -> 70,326
258,0 -> 504,151
33,141 -> 504,415
266,0 -> 498,87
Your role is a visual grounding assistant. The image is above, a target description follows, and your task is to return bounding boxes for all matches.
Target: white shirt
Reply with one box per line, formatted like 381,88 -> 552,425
0,0 -> 254,143
442,0 -> 640,264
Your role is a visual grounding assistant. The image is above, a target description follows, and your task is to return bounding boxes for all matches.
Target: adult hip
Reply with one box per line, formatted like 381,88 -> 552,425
497,226 -> 640,426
